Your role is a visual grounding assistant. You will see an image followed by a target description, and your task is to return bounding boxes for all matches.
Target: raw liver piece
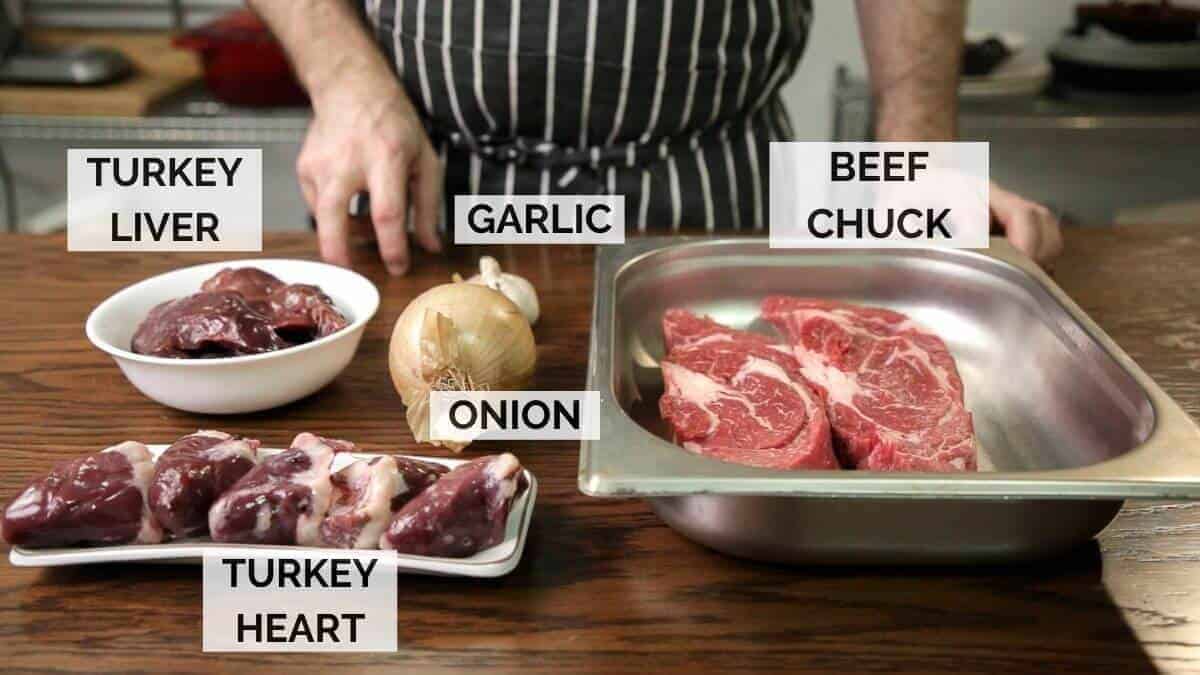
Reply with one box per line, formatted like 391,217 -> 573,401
380,454 -> 522,558
266,283 -> 348,344
1,442 -> 163,548
208,433 -> 347,545
658,309 -> 837,471
200,267 -> 284,308
312,454 -> 449,548
149,430 -> 259,538
201,267 -> 348,344
762,297 -> 977,472
131,291 -> 286,358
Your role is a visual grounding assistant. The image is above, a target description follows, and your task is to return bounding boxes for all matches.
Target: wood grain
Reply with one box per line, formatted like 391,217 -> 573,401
0,30 -> 201,117
0,228 -> 1197,673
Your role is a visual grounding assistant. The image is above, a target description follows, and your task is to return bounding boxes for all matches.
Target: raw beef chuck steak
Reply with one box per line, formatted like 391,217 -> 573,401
658,309 -> 837,471
762,297 -> 977,472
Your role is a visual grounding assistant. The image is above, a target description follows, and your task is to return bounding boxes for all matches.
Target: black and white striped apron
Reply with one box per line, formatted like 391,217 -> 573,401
365,0 -> 811,233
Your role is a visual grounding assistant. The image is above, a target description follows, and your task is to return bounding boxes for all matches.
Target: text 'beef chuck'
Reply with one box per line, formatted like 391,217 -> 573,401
2,442 -> 163,548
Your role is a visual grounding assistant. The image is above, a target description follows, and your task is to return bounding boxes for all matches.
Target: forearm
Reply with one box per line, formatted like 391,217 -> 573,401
247,0 -> 400,106
855,0 -> 965,141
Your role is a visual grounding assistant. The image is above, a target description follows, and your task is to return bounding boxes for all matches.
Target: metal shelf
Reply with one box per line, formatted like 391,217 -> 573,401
0,86 -> 311,144
0,114 -> 309,143
0,86 -> 311,230
833,65 -> 1200,141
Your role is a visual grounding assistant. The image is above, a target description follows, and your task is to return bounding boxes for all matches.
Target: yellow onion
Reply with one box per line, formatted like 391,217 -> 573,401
389,282 -> 536,450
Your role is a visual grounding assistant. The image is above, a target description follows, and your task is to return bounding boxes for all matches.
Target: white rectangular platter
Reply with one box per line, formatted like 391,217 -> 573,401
9,446 -> 537,578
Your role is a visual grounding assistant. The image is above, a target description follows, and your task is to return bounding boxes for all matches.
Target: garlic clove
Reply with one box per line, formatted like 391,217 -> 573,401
465,256 -> 540,326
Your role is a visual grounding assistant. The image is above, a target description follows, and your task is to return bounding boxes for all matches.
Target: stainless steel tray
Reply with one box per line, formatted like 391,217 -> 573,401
579,238 -> 1200,563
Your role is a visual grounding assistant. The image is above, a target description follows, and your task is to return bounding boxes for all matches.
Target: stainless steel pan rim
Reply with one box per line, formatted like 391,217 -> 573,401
580,237 -> 1200,501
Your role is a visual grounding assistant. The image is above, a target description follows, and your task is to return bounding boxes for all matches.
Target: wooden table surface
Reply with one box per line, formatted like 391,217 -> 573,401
0,227 -> 1198,674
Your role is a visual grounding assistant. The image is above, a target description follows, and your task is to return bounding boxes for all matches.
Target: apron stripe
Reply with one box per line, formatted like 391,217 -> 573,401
508,1 -> 521,136
680,0 -> 705,130
469,151 -> 482,195
708,0 -> 732,125
392,0 -> 404,75
578,0 -> 599,149
543,0 -> 560,141
753,2 -> 805,113
693,136 -> 716,232
639,0 -> 675,145
440,4 -> 474,144
667,155 -> 682,231
413,0 -> 435,117
638,169 -> 651,233
736,0 -> 757,111
373,1 -> 810,233
718,126 -> 741,231
472,0 -> 496,132
605,0 -> 637,146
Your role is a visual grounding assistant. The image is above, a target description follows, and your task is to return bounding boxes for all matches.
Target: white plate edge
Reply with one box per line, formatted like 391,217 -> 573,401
9,447 -> 537,578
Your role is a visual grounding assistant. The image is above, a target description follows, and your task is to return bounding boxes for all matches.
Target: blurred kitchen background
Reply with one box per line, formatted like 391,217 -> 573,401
1,0 -> 1198,233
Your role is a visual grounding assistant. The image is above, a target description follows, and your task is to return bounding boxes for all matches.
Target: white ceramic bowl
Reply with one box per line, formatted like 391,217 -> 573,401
86,258 -> 380,414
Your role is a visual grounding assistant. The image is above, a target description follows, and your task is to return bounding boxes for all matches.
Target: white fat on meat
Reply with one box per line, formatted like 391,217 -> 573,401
732,356 -> 817,404
103,441 -> 163,544
663,356 -> 812,441
199,430 -> 259,463
660,361 -> 736,437
788,309 -> 959,445
486,453 -> 521,501
766,300 -> 977,471
288,432 -> 339,547
321,457 -> 401,549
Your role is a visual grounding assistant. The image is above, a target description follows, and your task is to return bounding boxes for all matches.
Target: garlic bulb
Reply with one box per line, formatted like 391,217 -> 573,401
465,256 -> 539,325
389,281 -> 537,451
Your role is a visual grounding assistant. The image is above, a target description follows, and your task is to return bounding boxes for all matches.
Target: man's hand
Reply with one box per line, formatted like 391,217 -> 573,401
855,0 -> 1064,267
991,182 -> 1063,267
299,72 -> 442,275
855,0 -> 965,142
250,0 -> 442,275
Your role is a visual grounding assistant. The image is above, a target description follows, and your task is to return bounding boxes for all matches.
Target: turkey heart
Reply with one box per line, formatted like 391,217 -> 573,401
208,433 -> 346,545
149,430 -> 260,538
380,454 -> 523,558
319,455 -> 448,549
2,442 -> 163,548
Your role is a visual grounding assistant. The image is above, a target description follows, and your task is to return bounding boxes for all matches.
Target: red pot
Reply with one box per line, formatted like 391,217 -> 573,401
174,9 -> 308,108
